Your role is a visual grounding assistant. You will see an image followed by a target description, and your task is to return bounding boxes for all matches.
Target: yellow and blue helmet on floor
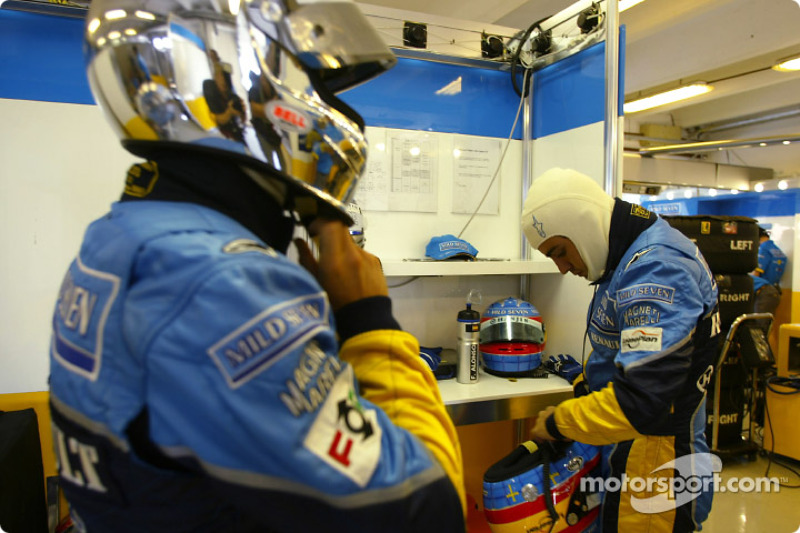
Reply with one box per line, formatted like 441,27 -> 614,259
483,440 -> 601,533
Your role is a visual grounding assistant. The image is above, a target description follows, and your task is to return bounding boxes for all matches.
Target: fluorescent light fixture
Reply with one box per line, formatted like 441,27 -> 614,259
773,55 -> 800,72
619,0 -> 646,12
135,10 -> 155,20
104,9 -> 126,19
87,18 -> 100,33
624,83 -> 713,113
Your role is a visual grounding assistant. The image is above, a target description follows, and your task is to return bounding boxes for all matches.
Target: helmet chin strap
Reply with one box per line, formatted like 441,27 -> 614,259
239,165 -> 288,205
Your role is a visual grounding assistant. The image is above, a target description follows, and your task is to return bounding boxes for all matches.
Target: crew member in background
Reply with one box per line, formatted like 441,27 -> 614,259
522,168 -> 720,533
47,0 -> 465,531
750,224 -> 787,321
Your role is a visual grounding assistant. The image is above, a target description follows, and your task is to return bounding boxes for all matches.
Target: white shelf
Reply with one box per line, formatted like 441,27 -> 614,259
382,258 -> 558,277
438,371 -> 572,406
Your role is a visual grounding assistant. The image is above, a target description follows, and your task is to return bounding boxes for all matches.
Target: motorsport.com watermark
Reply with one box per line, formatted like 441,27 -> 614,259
579,453 -> 784,514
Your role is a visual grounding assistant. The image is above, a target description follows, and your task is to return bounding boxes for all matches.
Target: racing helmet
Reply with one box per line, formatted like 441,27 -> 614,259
483,440 -> 601,533
480,297 -> 545,376
84,0 -> 396,224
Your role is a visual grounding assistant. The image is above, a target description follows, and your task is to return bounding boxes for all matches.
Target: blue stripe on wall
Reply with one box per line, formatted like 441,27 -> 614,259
532,26 -> 626,139
1,9 -> 625,142
341,57 -> 524,139
644,190 -> 800,218
0,10 -> 94,105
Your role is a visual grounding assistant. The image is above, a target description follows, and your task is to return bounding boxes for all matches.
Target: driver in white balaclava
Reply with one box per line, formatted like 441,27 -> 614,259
522,168 -> 720,533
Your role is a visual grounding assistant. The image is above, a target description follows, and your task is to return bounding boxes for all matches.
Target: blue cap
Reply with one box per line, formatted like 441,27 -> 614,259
425,235 -> 478,261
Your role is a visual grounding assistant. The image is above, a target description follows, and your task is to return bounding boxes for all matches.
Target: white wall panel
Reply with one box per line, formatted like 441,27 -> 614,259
0,98 -> 138,393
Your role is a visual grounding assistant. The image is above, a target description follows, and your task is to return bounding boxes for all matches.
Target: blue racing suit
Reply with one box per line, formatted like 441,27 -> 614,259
48,161 -> 465,532
546,203 -> 720,532
751,238 -> 786,293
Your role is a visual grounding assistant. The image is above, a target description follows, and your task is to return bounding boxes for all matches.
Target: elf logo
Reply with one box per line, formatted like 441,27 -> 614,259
621,327 -> 662,353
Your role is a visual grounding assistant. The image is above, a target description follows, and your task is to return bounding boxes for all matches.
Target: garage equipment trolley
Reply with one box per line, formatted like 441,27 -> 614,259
709,312 -> 775,459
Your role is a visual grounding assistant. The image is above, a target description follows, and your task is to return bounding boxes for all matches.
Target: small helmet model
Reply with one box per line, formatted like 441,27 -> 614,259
480,297 -> 545,376
483,440 -> 601,533
84,0 -> 396,225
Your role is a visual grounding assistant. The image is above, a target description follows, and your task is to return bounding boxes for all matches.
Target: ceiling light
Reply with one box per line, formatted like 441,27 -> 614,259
619,0 -> 646,11
624,83 -> 713,113
779,180 -> 788,190
104,9 -> 126,20
773,55 -> 800,72
754,183 -> 764,192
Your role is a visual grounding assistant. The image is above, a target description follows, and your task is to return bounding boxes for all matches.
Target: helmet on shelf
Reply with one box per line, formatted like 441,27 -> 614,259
480,297 -> 545,376
84,0 -> 396,225
483,440 -> 601,533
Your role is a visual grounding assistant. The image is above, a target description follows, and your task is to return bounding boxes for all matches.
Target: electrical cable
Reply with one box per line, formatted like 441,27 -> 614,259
387,275 -> 420,289
509,18 -> 548,98
762,375 -> 800,488
456,71 -> 528,240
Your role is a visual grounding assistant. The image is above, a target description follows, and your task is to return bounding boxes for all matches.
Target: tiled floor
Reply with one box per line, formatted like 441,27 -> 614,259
701,454 -> 800,533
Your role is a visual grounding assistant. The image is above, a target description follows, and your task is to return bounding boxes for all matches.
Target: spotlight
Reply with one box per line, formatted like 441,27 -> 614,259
403,22 -> 427,49
481,32 -> 505,59
577,4 -> 600,34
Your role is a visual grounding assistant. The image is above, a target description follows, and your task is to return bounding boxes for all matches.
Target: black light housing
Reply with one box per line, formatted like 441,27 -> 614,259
481,32 -> 505,59
403,21 -> 427,49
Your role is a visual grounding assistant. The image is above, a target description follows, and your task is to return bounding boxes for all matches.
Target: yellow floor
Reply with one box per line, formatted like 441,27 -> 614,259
702,455 -> 800,532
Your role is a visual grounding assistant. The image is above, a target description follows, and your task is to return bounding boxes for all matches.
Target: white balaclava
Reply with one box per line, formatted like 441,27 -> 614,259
520,168 -> 615,282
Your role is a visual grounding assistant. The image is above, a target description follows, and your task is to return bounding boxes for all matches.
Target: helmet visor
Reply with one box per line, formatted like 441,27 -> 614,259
481,316 -> 545,345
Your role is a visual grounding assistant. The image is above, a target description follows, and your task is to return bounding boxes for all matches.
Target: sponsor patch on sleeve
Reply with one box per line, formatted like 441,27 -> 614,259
616,284 -> 675,305
621,327 -> 663,353
304,365 -> 382,488
52,257 -> 121,381
207,293 -> 329,388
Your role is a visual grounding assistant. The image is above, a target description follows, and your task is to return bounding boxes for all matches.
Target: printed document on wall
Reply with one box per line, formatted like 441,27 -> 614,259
356,128 -> 390,211
389,133 -> 438,212
354,129 -> 438,213
452,137 -> 500,215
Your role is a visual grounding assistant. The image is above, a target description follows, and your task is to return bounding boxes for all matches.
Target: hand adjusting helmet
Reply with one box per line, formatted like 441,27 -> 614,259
84,0 -> 396,225
480,297 -> 545,376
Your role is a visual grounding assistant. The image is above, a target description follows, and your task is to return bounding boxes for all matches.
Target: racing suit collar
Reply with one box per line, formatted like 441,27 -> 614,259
119,152 -> 296,254
594,199 -> 658,285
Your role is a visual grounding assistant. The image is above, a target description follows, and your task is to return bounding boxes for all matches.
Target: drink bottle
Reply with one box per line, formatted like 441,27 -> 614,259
457,302 -> 480,384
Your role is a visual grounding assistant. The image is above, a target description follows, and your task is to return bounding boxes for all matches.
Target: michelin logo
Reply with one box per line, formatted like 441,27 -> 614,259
621,327 -> 662,353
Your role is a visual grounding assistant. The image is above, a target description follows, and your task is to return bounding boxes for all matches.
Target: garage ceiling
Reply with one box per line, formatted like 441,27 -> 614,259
359,0 -> 800,181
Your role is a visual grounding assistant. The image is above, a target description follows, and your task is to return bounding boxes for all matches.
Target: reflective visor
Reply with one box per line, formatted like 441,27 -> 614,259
480,316 -> 544,344
286,2 -> 396,91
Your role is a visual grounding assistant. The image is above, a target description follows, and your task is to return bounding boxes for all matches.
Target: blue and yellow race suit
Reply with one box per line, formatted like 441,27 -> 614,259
546,204 -> 720,532
751,238 -> 786,292
48,159 -> 465,532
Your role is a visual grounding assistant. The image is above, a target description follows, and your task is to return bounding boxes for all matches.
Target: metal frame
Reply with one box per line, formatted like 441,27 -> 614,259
710,312 -> 773,453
